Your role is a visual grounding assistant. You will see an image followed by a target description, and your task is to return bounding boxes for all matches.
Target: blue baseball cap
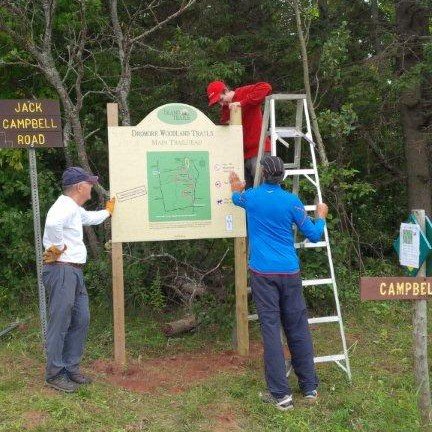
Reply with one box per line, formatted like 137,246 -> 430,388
62,167 -> 99,186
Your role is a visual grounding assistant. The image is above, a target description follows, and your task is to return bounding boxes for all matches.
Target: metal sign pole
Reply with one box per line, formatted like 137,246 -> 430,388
28,148 -> 47,351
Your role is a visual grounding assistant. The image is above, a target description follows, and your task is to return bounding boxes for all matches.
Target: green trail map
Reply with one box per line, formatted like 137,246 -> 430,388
147,151 -> 211,222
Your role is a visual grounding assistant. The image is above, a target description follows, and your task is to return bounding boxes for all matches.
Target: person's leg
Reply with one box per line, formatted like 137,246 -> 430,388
251,273 -> 291,398
279,276 -> 318,394
43,264 -> 77,380
63,268 -> 90,378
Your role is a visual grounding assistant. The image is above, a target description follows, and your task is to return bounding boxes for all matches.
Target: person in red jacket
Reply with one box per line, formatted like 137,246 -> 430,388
207,80 -> 272,188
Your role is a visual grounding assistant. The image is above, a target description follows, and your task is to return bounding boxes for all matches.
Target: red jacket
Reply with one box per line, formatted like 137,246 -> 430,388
220,82 -> 272,159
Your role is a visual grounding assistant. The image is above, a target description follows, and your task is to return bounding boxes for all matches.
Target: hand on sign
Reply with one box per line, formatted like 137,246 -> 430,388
105,197 -> 116,215
43,245 -> 67,264
316,203 -> 329,219
229,171 -> 246,193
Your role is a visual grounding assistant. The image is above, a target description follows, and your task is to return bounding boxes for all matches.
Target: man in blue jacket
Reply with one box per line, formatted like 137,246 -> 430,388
229,155 -> 328,410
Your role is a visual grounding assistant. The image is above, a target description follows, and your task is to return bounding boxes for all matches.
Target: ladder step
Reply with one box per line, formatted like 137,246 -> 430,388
302,278 -> 333,287
248,315 -> 339,324
295,241 -> 327,249
274,127 -> 303,138
269,94 -> 307,101
304,205 -> 317,211
285,169 -> 315,176
308,316 -> 339,324
314,354 -> 346,364
249,278 -> 333,289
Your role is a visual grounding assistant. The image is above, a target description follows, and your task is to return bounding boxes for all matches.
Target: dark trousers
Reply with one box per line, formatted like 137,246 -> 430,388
251,272 -> 318,398
42,263 -> 90,380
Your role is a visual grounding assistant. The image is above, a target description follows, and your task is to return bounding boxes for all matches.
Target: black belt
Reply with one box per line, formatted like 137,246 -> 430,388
49,261 -> 84,269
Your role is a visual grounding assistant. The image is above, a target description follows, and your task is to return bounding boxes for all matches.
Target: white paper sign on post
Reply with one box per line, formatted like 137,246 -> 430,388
399,222 -> 420,268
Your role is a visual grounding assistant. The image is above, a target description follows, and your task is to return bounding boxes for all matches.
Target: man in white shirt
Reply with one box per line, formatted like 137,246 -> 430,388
42,166 -> 115,393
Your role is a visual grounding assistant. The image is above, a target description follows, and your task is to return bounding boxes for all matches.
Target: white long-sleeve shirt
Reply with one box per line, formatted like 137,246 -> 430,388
43,195 -> 110,264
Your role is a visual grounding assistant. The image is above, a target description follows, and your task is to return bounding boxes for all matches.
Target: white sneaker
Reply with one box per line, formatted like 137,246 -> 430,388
259,391 -> 294,411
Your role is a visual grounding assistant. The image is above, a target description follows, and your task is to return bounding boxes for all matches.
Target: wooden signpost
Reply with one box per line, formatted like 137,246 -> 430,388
0,99 -> 63,348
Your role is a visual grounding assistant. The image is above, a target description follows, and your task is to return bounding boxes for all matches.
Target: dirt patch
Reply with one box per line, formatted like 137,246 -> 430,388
206,403 -> 242,432
22,411 -> 48,430
92,343 -> 263,394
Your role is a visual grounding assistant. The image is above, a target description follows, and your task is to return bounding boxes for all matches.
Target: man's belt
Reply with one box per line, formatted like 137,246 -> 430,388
49,261 -> 85,269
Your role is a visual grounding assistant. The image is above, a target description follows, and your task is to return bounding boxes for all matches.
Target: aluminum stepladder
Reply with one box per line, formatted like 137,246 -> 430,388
252,93 -> 352,381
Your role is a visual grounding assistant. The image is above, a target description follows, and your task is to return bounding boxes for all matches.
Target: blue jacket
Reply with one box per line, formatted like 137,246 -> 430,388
232,183 -> 325,273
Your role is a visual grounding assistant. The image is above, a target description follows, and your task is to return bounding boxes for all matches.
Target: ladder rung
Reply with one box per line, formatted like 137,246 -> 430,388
268,94 -> 306,100
249,315 -> 340,324
302,278 -> 333,287
249,279 -> 333,289
274,127 -> 303,138
314,354 -> 346,364
295,241 -> 327,249
285,169 -> 315,176
304,205 -> 316,211
308,316 -> 339,324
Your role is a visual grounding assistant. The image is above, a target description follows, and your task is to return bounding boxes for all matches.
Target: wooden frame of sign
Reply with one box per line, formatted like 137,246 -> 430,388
106,103 -> 249,365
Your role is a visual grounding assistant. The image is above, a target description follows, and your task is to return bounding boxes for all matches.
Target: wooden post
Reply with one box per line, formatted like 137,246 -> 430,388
231,106 -> 249,356
107,103 -> 126,365
412,209 -> 432,427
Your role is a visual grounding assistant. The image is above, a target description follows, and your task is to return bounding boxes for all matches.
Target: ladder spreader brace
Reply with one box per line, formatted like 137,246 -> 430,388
252,93 -> 352,381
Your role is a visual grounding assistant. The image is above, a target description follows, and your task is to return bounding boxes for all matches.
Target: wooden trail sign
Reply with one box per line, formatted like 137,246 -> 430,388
0,99 -> 63,148
107,103 -> 249,364
360,277 -> 432,300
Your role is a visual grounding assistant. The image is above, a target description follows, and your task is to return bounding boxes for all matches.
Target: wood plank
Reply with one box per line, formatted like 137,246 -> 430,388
107,103 -> 126,365
360,277 -> 432,300
230,106 -> 249,356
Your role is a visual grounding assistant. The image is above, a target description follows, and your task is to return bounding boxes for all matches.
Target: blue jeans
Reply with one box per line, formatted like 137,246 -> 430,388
251,272 -> 318,398
42,263 -> 90,380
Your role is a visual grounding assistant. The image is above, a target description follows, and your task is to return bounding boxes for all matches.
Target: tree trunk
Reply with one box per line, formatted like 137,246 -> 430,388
396,1 -> 432,428
292,0 -> 329,166
371,0 -> 381,54
162,315 -> 197,336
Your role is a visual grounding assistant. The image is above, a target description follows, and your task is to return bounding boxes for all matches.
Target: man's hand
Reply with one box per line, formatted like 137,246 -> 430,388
105,197 -> 116,215
229,171 -> 246,193
228,102 -> 241,110
43,245 -> 67,264
316,203 -> 328,219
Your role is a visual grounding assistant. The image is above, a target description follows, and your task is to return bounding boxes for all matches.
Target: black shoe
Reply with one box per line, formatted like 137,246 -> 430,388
46,374 -> 79,393
68,372 -> 93,384
304,389 -> 318,402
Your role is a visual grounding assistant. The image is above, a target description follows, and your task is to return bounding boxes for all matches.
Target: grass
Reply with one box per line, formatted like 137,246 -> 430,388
0,301 -> 430,431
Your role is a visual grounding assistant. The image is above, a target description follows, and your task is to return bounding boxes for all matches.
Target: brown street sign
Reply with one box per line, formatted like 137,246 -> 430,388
0,99 -> 63,148
360,277 -> 432,300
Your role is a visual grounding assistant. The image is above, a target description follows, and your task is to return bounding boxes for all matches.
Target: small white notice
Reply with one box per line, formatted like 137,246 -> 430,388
226,215 -> 233,231
399,223 -> 420,268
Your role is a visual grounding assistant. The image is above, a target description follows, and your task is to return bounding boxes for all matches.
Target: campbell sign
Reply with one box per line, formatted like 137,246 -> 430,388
360,277 -> 432,300
0,100 -> 63,148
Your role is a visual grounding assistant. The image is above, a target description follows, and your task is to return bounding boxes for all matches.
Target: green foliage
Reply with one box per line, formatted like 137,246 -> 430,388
141,270 -> 166,312
320,21 -> 351,81
318,103 -> 358,140
193,290 -> 234,331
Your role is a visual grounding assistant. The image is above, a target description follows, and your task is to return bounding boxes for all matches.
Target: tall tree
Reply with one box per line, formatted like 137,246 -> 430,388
0,0 -> 104,256
396,0 -> 432,427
